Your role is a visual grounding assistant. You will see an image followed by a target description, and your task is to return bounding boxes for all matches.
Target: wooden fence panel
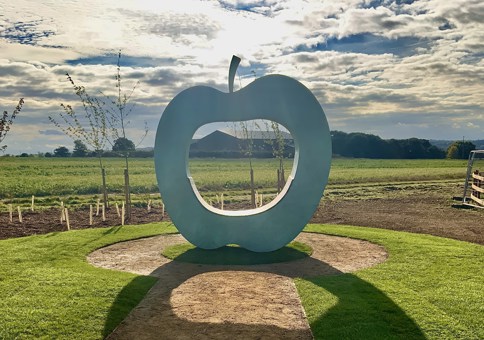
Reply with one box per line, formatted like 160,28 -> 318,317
470,170 -> 484,206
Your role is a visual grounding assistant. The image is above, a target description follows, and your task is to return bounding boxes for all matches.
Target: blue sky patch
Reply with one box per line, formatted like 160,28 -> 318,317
237,62 -> 267,80
66,55 -> 179,68
360,0 -> 417,9
296,33 -> 430,57
218,0 -> 272,15
0,20 -> 55,45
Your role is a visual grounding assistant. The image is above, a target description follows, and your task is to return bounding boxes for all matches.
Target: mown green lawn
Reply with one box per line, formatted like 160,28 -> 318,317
0,223 -> 482,339
0,223 -> 177,339
300,225 -> 483,339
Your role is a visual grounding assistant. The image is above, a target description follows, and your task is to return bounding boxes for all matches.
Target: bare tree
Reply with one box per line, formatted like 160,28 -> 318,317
263,120 -> 287,192
235,120 -> 257,208
1,98 -> 24,152
50,52 -> 147,219
49,74 -> 110,207
102,51 -> 148,219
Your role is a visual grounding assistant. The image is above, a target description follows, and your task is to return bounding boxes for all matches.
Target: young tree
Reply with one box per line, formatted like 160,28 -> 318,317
101,52 -> 148,219
49,73 -> 110,207
263,120 -> 287,192
72,139 -> 89,157
1,98 -> 24,152
236,121 -> 257,208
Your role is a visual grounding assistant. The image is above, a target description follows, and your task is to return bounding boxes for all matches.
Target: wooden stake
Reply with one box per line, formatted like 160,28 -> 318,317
147,199 -> 152,212
8,204 -> 13,223
96,198 -> 100,216
221,193 -> 224,210
60,202 -> 65,223
102,204 -> 106,222
162,202 -> 165,218
121,202 -> 125,226
61,201 -> 66,224
65,208 -> 70,230
115,203 -> 120,217
101,167 -> 108,209
17,206 -> 22,223
89,205 -> 93,226
31,195 -> 35,212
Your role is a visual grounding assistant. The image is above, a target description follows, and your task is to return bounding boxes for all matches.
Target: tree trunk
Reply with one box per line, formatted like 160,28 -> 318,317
124,168 -> 131,220
250,168 -> 256,208
101,167 -> 108,208
277,169 -> 281,193
280,167 -> 286,188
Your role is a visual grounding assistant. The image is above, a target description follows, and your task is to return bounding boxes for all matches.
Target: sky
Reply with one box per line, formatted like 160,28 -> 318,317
0,0 -> 483,155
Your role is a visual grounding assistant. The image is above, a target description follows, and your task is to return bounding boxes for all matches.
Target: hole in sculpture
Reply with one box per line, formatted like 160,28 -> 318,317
188,120 -> 295,211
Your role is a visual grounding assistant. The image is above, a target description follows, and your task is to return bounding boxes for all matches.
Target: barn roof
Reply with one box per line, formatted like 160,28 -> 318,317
217,128 -> 293,140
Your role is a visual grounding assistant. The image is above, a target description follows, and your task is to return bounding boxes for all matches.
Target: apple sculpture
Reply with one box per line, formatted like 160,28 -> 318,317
154,56 -> 331,252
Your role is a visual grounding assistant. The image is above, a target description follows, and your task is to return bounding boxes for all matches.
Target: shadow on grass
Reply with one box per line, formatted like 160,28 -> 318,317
164,242 -> 311,265
102,275 -> 157,338
300,274 -> 426,339
103,252 -> 425,339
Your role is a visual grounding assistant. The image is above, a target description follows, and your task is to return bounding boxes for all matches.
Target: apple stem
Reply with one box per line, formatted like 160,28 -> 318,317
229,55 -> 241,93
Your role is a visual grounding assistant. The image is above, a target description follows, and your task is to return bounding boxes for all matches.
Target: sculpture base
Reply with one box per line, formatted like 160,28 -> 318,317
161,241 -> 312,265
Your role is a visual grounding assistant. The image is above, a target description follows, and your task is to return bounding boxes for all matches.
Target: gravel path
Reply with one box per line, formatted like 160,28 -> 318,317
88,232 -> 387,339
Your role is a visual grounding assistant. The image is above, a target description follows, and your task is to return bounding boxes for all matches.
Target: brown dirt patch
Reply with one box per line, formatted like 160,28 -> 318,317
0,206 -> 169,240
88,232 -> 387,339
1,183 -> 481,245
312,195 -> 483,245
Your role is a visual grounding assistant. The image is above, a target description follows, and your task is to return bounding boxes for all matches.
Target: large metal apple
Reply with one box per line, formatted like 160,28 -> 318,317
154,56 -> 331,252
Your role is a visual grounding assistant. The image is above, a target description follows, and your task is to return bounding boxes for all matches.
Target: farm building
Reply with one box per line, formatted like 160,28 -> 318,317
190,129 -> 294,158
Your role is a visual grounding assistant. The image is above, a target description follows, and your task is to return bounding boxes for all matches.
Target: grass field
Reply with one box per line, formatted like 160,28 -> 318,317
0,157 -> 469,209
0,224 -> 481,339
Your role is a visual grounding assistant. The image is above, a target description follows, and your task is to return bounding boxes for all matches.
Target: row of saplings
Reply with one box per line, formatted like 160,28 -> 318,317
3,194 -> 166,229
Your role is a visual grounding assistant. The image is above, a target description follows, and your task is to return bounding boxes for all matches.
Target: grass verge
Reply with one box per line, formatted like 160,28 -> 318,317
0,223 -> 176,339
161,241 -> 312,265
299,225 -> 484,339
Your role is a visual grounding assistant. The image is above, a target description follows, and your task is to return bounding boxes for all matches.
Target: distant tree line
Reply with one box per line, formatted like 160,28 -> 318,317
26,138 -> 153,158
445,141 -> 476,159
331,131 -> 476,159
331,131 -> 445,159
7,132 -> 478,160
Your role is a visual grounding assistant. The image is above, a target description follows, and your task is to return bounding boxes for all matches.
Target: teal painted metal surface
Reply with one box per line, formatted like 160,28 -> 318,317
154,57 -> 332,252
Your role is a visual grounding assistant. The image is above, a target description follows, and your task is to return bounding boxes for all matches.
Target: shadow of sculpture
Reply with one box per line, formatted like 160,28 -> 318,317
102,253 -> 425,339
299,274 -> 426,339
169,243 -> 311,265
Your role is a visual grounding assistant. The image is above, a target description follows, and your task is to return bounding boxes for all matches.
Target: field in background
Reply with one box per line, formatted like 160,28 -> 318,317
0,157 -> 470,209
